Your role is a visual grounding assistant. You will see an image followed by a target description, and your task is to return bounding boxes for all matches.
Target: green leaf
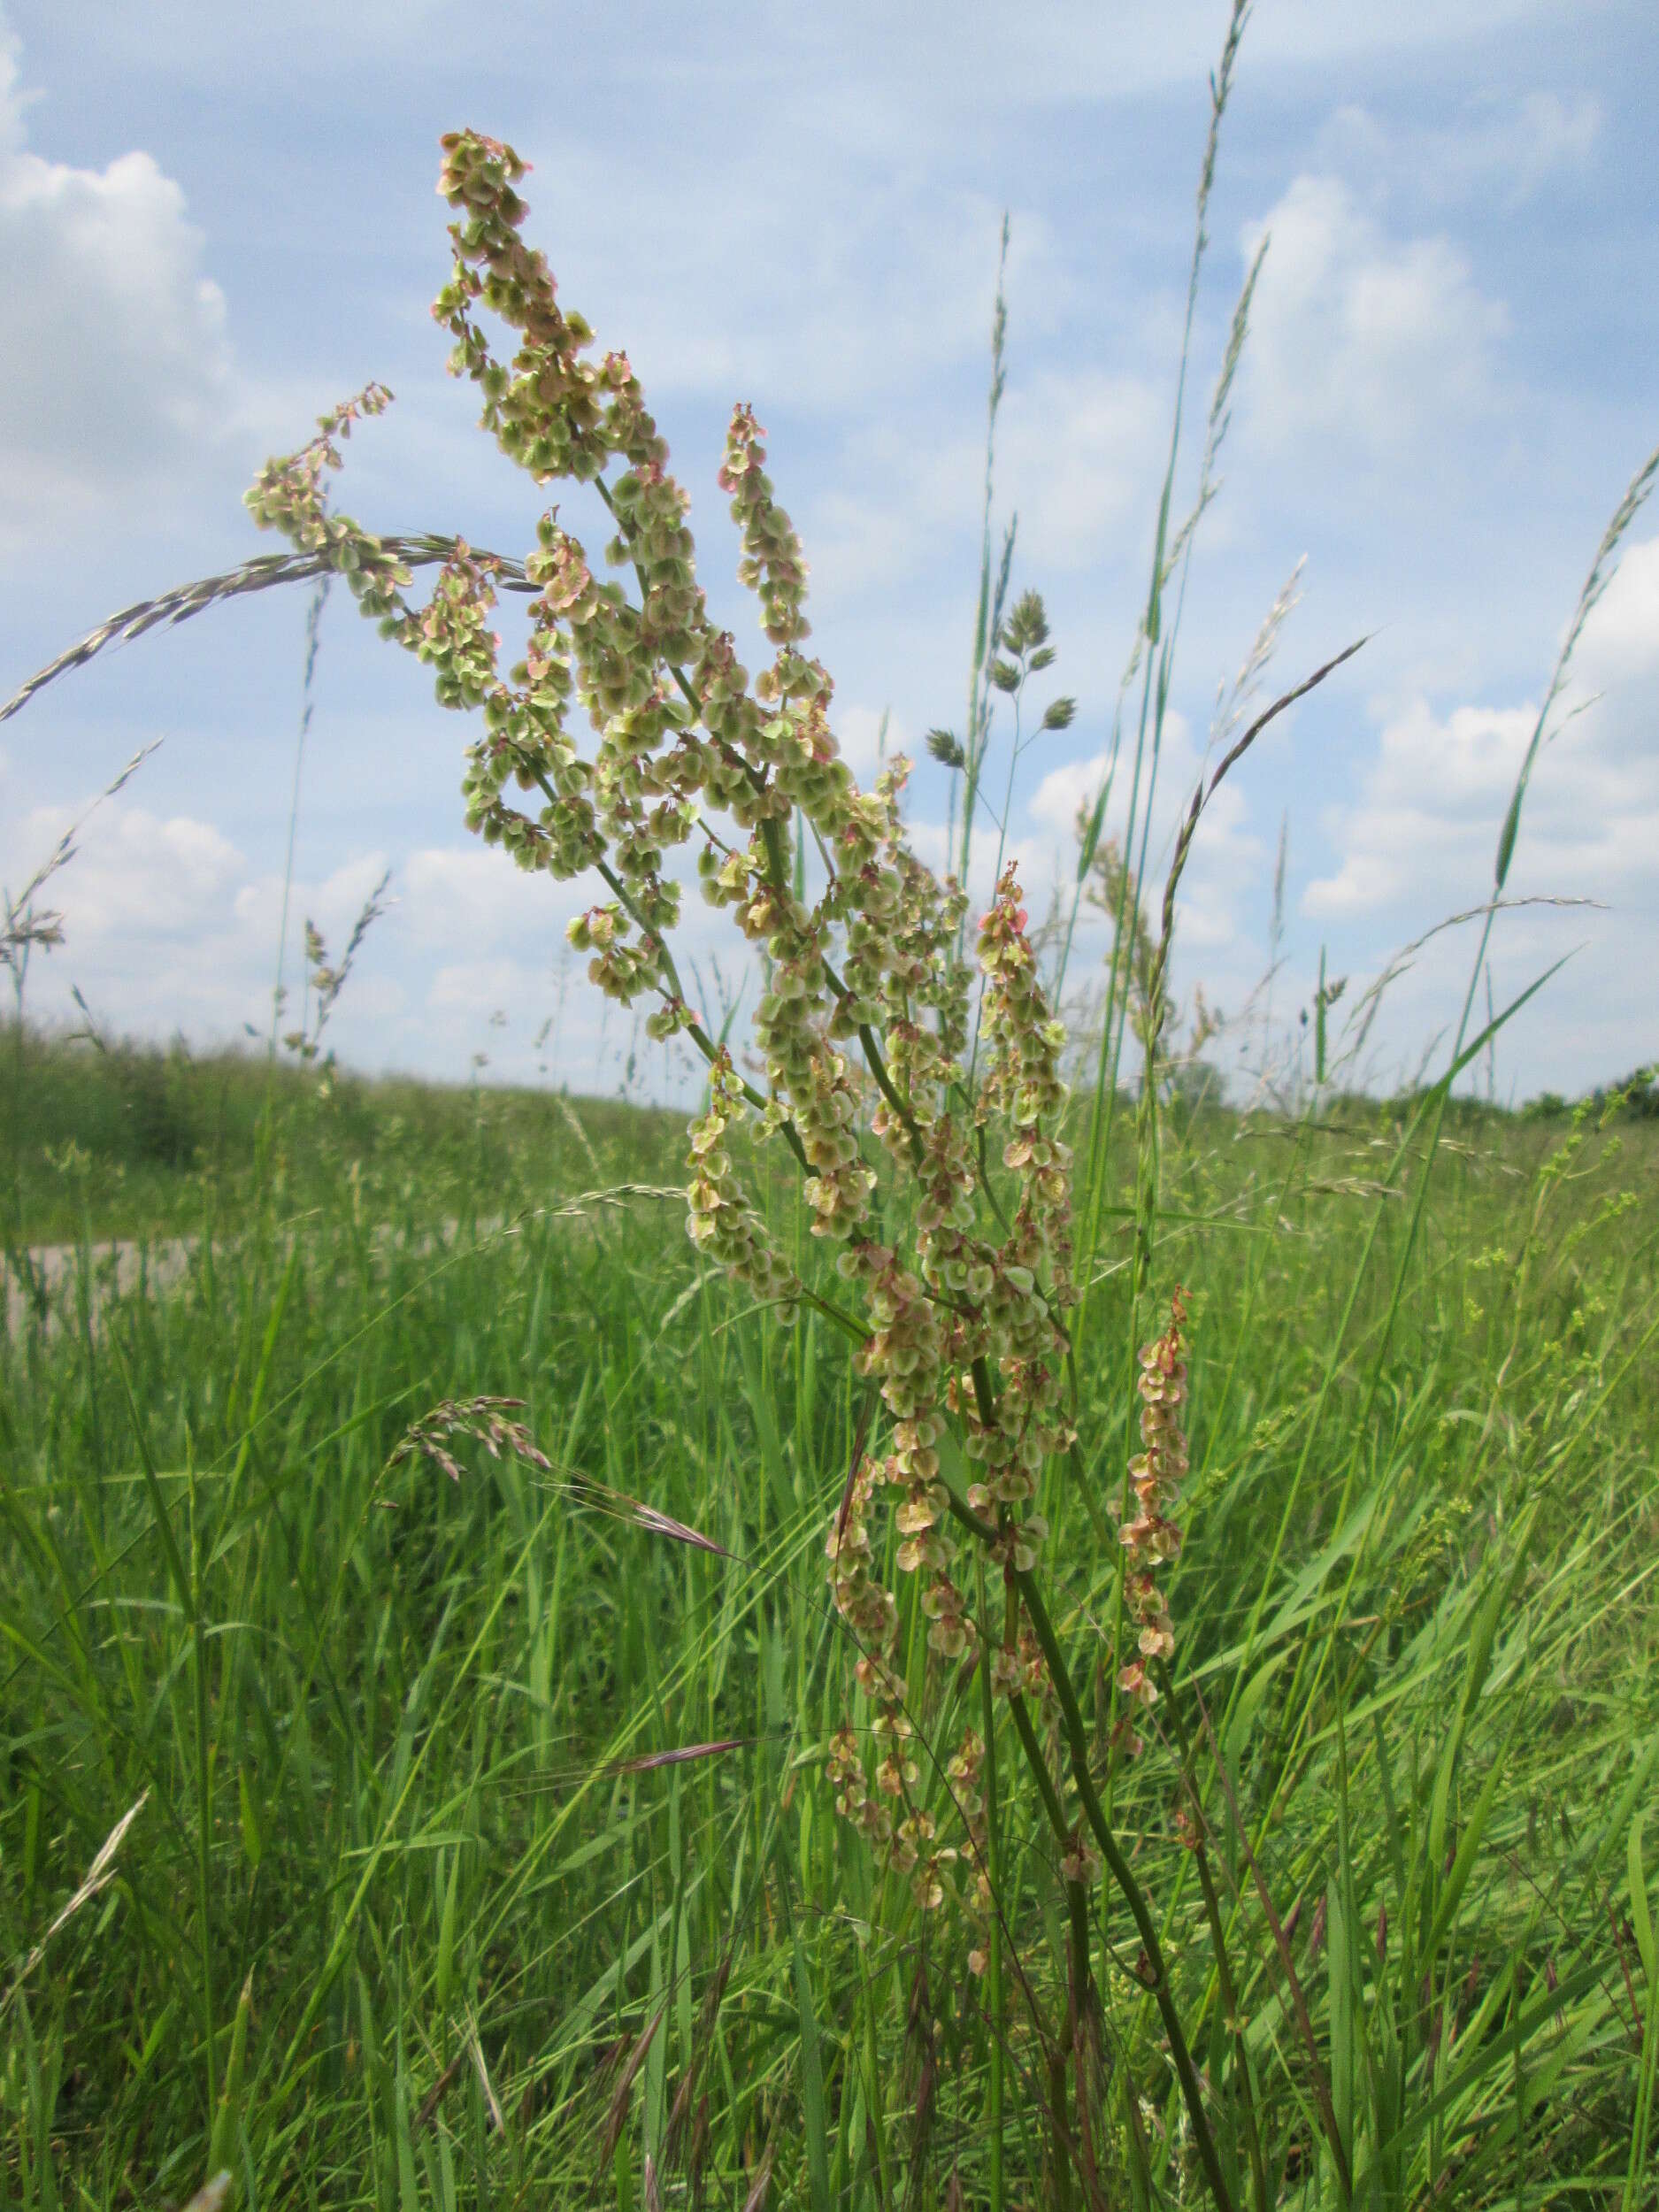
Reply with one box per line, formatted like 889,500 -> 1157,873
1493,784 -> 1524,893
1630,1812 -> 1655,1987
738,1326 -> 797,1526
206,1973 -> 252,2178
435,1845 -> 462,2011
237,1767 -> 264,1872
1427,1509 -> 1533,1886
772,1837 -> 830,2212
1425,1718 -> 1517,1962
1225,1649 -> 1287,1772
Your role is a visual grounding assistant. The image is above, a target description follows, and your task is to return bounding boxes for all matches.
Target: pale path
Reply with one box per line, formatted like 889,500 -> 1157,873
3,1190 -> 676,1340
4,1225 -> 459,1340
4,1235 -> 197,1339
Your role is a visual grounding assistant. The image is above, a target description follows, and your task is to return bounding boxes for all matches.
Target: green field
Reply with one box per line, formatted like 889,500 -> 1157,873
0,1027 -> 685,1251
3,1033 -> 1656,2208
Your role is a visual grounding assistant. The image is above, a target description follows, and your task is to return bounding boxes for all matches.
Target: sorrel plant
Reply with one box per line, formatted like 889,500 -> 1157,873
210,70 -> 1428,2193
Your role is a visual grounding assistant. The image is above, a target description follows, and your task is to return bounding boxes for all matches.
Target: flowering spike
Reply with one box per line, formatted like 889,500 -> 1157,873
1116,1287 -> 1191,1737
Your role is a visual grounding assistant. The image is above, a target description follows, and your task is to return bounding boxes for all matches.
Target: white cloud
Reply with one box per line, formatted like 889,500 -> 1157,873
1028,748 -> 1113,845
403,834 -> 738,978
1305,531 -> 1659,924
232,850 -> 396,950
997,370 -> 1165,572
1027,710 -> 1257,875
0,32 -> 240,534
1573,533 -> 1659,699
0,794 -> 404,1041
1239,175 -> 1509,457
7,799 -> 242,940
427,957 -> 540,1013
1317,90 -> 1601,208
803,365 -> 1163,619
401,843 -> 592,956
833,704 -> 911,776
1303,701 -> 1535,918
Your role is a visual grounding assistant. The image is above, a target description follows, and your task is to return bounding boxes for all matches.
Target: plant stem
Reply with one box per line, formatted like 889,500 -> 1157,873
1018,1561 -> 1236,2212
978,1563 -> 1006,2212
1005,1692 -> 1078,2211
944,1471 -> 1234,2212
1163,1670 -> 1269,2212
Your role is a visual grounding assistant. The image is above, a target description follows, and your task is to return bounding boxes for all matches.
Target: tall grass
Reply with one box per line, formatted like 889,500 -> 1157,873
0,1026 -> 681,1248
2,1084 -> 1655,2207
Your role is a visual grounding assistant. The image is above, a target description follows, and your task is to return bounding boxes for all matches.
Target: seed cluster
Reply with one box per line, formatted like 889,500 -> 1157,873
1114,1288 -> 1191,1755
244,127 -> 1179,1945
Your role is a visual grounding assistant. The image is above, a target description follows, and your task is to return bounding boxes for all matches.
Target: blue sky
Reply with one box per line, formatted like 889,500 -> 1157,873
1,0 -> 1654,1105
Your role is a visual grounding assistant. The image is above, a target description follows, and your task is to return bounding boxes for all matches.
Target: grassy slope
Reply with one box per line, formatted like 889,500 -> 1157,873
2,1049 -> 1655,2208
0,1026 -> 685,1248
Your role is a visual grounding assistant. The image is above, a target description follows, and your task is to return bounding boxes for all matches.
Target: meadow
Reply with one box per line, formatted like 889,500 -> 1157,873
2,1033 -> 1656,2208
3,11 -> 1658,2204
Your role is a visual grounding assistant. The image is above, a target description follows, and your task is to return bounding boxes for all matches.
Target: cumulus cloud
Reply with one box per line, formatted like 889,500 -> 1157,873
427,957 -> 541,1013
0,791 -> 402,1040
401,843 -> 591,957
1024,709 -> 1271,987
0,27 -> 239,535
1305,531 -> 1659,926
1239,175 -> 1510,458
803,364 -> 1163,618
1571,534 -> 1659,700
7,799 -> 242,941
231,850 -> 398,955
1318,90 -> 1601,210
1027,710 -> 1260,877
996,370 -> 1166,572
1303,701 -> 1536,918
833,704 -> 910,776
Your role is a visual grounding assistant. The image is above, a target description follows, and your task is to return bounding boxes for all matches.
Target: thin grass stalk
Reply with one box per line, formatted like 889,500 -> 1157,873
1004,1691 -> 1079,2208
1203,749 -> 1549,1809
1339,442 -> 1659,1455
950,213 -> 1011,899
1070,0 -> 1251,1409
1187,1684 -> 1354,2200
978,1562 -> 1007,2212
947,1404 -> 1232,2204
188,1451 -> 219,2136
267,576 -> 331,1064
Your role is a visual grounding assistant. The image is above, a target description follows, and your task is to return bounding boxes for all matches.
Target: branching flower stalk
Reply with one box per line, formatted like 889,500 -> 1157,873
238,129 -> 1240,2211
